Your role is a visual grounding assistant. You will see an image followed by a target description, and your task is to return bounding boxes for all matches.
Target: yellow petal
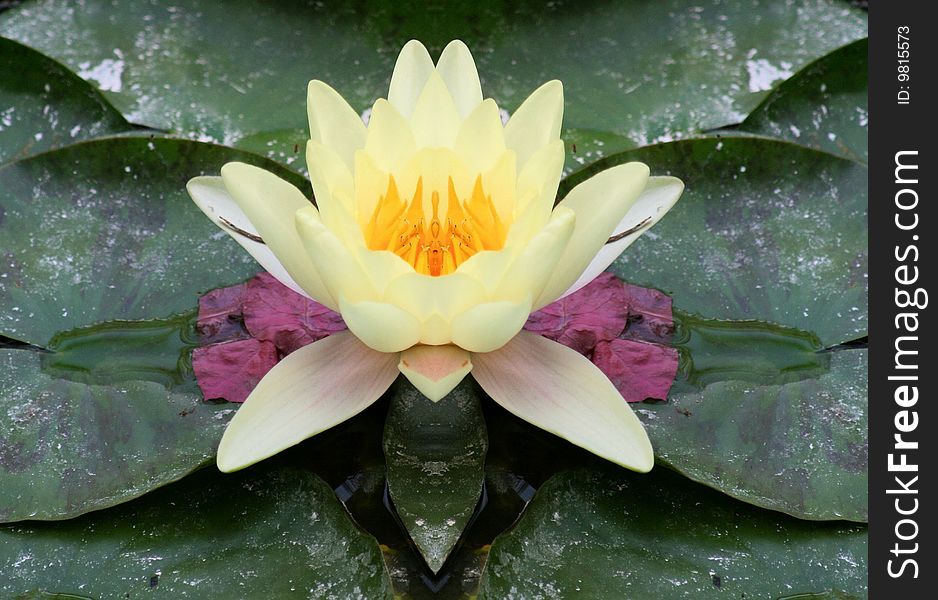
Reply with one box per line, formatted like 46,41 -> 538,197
216,332 -> 398,472
399,344 -> 472,402
339,296 -> 422,353
504,80 -> 563,170
410,70 -> 462,149
515,138 -> 565,217
450,298 -> 532,353
294,206 -> 376,303
496,206 -> 574,302
364,98 -> 417,174
564,176 -> 683,297
384,272 -> 487,343
307,80 -> 366,171
353,150 -> 390,223
187,176 -> 308,298
535,162 -> 650,309
218,162 -> 335,309
388,39 -> 435,118
454,98 -> 506,174
306,138 -> 355,216
472,331 -> 654,472
435,40 -> 483,118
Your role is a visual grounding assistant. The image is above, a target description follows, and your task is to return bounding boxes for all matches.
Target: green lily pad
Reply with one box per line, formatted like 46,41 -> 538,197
479,467 -> 867,599
383,380 -> 487,573
643,337 -> 868,521
739,39 -> 868,163
561,136 -> 867,520
0,0 -> 865,150
0,137 -> 309,521
0,37 -> 129,164
0,466 -> 393,599
564,135 -> 867,347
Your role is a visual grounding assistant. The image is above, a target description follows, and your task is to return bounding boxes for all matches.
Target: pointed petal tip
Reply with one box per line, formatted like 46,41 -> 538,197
399,345 -> 473,402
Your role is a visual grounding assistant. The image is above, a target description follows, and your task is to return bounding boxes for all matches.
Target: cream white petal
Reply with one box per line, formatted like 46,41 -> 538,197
384,272 -> 485,319
294,206 -> 377,303
450,298 -> 532,353
388,39 -> 435,118
217,162 -> 336,309
435,40 -> 483,118
187,176 -> 307,298
364,99 -> 417,174
513,138 -> 565,220
562,176 -> 684,298
410,70 -> 462,149
306,139 -> 355,212
454,99 -> 506,174
496,206 -> 575,302
339,296 -> 422,353
307,80 -> 367,170
504,80 -> 563,170
534,162 -> 650,309
215,332 -> 399,472
472,331 -> 654,472
399,344 -> 472,402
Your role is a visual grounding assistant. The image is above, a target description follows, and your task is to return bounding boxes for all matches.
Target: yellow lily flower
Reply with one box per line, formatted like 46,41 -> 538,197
187,40 -> 683,474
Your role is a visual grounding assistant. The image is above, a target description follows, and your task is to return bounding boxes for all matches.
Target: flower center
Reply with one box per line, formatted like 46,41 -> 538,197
363,175 -> 506,276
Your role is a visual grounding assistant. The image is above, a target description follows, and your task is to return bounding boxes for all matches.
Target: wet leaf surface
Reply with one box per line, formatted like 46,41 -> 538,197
383,380 -> 487,574
479,467 -> 866,599
0,137 -> 308,521
0,465 -> 392,599
1,0 -> 865,153
0,37 -> 129,165
739,39 -> 868,163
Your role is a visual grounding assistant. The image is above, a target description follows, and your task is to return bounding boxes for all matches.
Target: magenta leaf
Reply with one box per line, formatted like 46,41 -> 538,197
592,338 -> 679,403
621,283 -> 675,344
192,338 -> 279,403
196,282 -> 249,344
242,272 -> 346,355
524,272 -> 629,355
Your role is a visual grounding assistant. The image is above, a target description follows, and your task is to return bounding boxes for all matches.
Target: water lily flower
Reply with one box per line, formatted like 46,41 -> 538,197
187,40 -> 683,474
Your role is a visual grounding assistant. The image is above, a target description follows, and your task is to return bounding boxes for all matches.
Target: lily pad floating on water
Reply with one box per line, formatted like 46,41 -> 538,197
0,466 -> 393,599
478,467 -> 867,599
0,136 -> 308,521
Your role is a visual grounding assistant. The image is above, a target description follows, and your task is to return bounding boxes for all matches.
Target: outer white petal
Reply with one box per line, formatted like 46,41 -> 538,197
534,162 -> 650,309
398,344 -> 472,402
187,176 -> 308,298
216,332 -> 399,472
472,331 -> 654,472
435,40 -> 483,118
388,39 -> 435,118
307,80 -> 367,170
504,80 -> 563,170
216,162 -> 336,309
562,176 -> 684,298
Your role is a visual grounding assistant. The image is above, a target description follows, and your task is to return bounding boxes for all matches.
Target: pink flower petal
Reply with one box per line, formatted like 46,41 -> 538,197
524,272 -> 628,355
196,282 -> 249,344
192,338 -> 279,403
242,272 -> 346,355
592,338 -> 679,403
